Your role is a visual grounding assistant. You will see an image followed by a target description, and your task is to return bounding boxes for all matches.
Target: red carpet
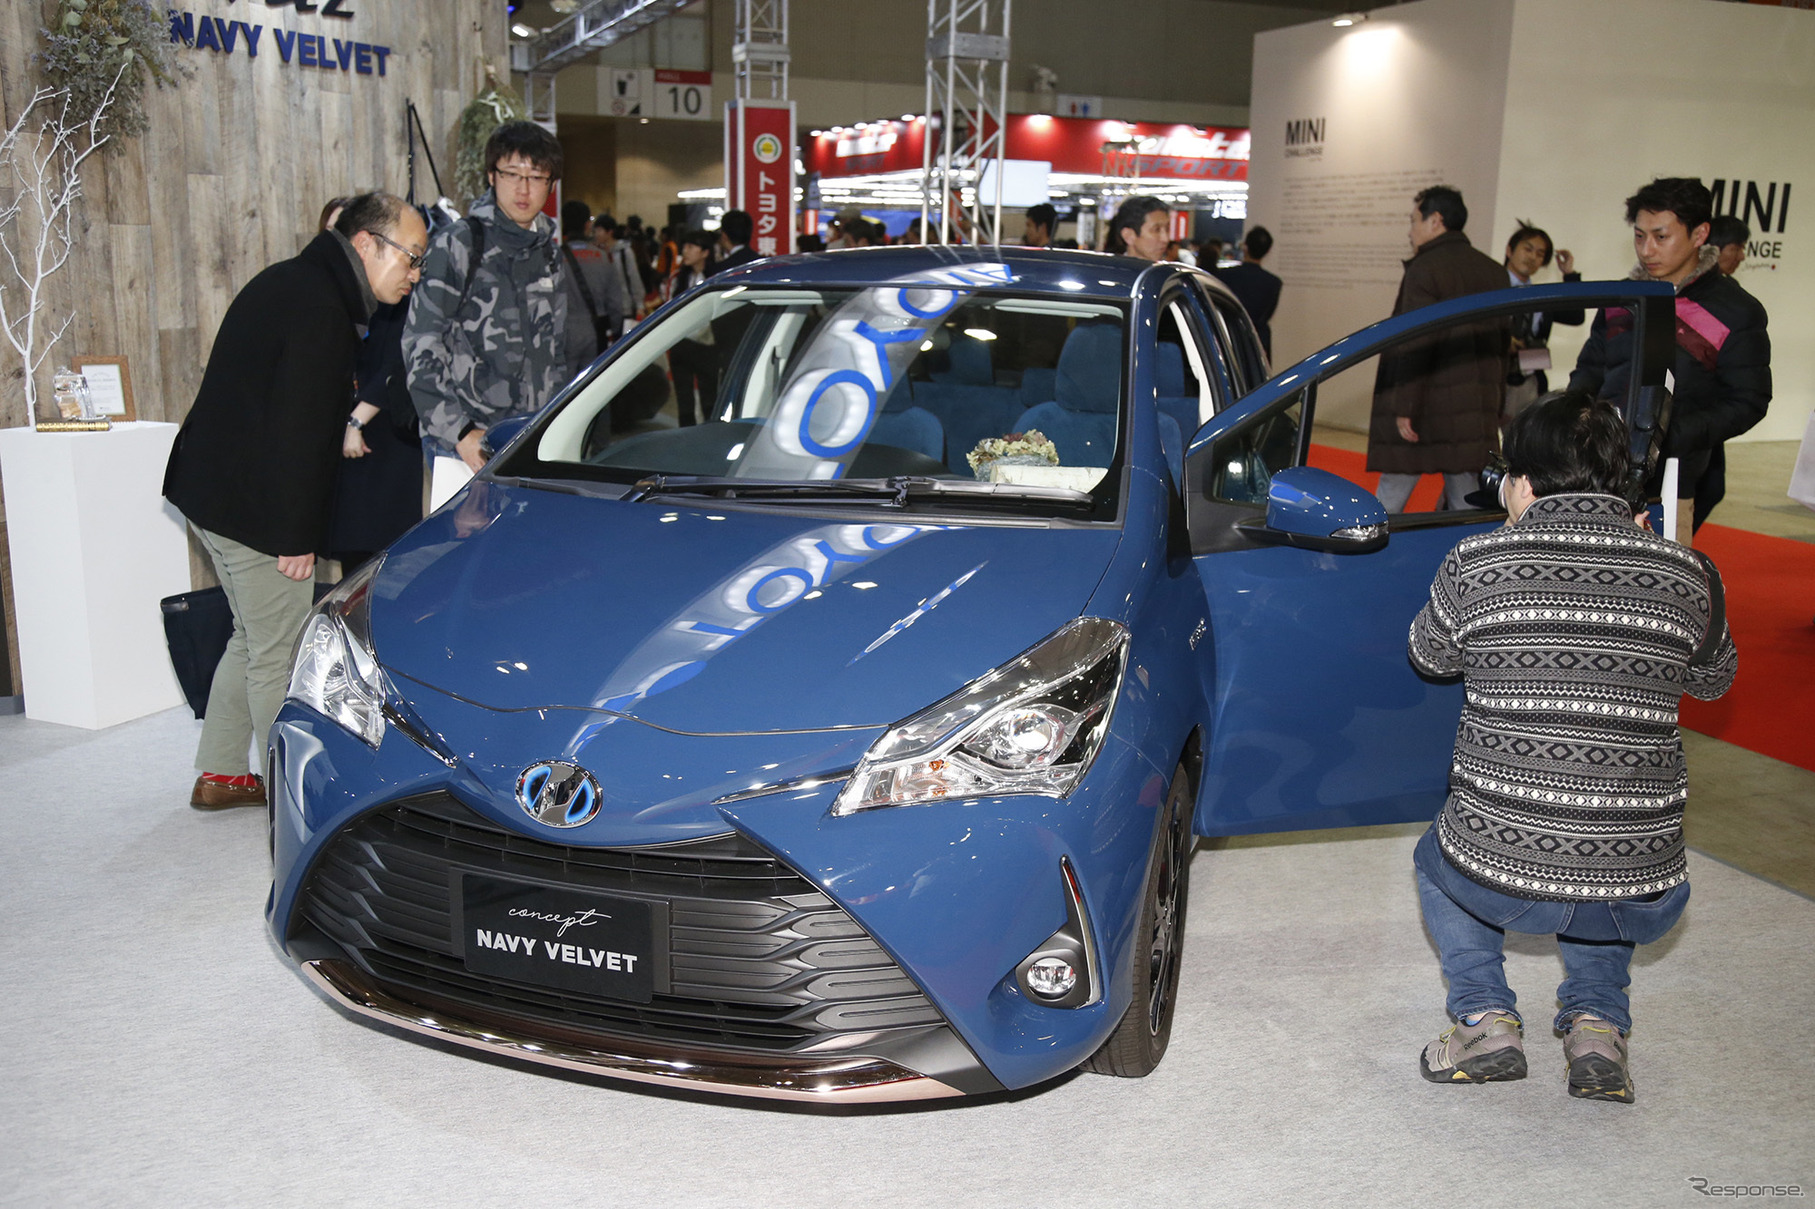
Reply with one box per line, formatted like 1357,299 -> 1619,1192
1307,444 -> 1815,772
1677,524 -> 1815,772
1306,443 -> 1444,511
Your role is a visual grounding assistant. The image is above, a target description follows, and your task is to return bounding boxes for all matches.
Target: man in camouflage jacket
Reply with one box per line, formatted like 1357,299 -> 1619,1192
404,121 -> 571,471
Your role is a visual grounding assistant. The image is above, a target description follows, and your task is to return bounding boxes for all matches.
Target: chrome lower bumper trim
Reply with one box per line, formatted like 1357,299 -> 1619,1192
301,959 -> 964,1104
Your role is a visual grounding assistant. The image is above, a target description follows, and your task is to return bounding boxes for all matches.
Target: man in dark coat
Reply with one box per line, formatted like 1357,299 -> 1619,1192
164,192 -> 426,809
1571,178 -> 1770,544
714,209 -> 761,273
1367,186 -> 1510,512
1216,225 -> 1283,359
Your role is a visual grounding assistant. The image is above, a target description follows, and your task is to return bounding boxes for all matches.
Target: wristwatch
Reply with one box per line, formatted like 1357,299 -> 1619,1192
347,415 -> 365,430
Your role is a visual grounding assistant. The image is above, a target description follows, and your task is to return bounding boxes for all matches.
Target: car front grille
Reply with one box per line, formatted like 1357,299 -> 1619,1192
294,793 -> 944,1052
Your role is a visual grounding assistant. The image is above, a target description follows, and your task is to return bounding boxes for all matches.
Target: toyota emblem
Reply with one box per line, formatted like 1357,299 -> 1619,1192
516,761 -> 603,828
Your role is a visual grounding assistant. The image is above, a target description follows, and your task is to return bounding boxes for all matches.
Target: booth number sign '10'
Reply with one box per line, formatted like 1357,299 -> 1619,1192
606,70 -> 714,121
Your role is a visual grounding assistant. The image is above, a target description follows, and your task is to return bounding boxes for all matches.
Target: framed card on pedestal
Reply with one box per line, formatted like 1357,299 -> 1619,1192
71,356 -> 135,422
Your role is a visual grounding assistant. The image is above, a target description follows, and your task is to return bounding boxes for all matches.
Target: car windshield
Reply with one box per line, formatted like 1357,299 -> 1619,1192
495,273 -> 1128,520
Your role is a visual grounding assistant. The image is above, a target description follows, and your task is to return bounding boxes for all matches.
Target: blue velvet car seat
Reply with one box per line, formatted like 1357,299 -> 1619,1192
1155,343 -> 1200,441
932,333 -> 993,385
868,376 -> 945,464
911,334 -> 1029,474
1153,343 -> 1198,489
1018,322 -> 1124,467
1017,367 -> 1057,411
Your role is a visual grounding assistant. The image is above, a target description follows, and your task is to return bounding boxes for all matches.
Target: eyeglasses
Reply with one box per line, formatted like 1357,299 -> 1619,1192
492,166 -> 553,190
370,230 -> 426,271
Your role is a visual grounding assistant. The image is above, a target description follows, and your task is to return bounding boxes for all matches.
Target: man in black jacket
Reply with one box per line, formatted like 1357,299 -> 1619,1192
1216,226 -> 1283,359
164,192 -> 426,809
714,209 -> 760,273
1569,177 -> 1770,544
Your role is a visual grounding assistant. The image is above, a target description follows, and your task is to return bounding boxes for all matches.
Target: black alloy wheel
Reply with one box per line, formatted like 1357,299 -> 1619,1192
1082,760 -> 1194,1077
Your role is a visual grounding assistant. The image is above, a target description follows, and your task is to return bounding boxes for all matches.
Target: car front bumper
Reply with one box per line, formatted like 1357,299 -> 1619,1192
269,697 -> 1168,1100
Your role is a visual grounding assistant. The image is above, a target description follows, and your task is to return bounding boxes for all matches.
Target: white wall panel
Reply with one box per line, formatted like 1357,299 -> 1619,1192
1249,0 -> 1514,432
1251,0 -> 1812,442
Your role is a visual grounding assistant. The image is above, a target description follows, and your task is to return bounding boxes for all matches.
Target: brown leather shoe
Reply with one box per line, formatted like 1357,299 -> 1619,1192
191,775 -> 266,810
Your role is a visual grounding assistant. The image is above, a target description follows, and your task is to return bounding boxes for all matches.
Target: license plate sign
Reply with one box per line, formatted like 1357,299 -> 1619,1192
460,873 -> 656,1003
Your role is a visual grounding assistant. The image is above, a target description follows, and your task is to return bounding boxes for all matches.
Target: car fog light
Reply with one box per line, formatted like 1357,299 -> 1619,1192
1012,857 -> 1099,1009
1026,956 -> 1077,999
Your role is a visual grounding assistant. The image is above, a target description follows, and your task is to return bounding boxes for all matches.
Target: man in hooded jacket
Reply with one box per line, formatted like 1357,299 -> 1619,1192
404,122 -> 571,477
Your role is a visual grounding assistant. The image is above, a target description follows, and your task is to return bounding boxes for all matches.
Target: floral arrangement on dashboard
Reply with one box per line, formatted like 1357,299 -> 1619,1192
967,430 -> 1060,477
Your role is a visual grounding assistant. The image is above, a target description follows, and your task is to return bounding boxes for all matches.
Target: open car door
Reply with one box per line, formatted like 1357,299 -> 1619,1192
1180,281 -> 1676,836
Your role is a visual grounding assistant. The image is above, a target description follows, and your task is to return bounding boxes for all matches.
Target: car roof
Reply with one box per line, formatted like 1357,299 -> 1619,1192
714,245 -> 1179,300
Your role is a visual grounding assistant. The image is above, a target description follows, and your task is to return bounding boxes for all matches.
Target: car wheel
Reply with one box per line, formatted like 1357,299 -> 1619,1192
1083,760 -> 1193,1077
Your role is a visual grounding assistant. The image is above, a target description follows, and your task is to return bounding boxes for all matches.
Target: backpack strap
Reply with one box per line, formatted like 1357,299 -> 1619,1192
561,244 -> 602,319
454,216 -> 486,316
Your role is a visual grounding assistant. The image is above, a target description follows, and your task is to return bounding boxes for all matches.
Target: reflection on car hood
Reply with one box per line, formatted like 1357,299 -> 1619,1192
373,481 -> 1121,733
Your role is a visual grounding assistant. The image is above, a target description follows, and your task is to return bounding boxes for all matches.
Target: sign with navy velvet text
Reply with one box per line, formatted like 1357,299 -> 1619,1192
460,873 -> 658,1002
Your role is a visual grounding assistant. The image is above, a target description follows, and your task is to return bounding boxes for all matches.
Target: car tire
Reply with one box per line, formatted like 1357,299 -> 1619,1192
1082,760 -> 1193,1078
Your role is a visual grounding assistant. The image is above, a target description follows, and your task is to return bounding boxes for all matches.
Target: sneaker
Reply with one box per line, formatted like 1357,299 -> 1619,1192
1420,1010 -> 1528,1083
1563,1015 -> 1634,1103
191,774 -> 266,811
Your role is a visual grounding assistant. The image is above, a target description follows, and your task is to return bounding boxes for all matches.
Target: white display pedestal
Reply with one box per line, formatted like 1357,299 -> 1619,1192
0,422 -> 191,729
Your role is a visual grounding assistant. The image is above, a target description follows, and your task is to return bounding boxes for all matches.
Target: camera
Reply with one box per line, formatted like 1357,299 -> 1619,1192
1463,452 -> 1510,511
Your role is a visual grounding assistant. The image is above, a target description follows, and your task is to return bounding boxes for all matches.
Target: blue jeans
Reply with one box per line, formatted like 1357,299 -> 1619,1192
1414,827 -> 1689,1033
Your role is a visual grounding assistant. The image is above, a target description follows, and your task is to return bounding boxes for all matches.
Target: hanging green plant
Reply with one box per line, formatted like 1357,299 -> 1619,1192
39,0 -> 186,146
455,67 -> 528,205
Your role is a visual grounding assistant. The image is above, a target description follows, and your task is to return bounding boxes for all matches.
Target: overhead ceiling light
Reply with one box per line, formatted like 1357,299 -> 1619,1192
510,22 -> 534,38
963,328 -> 999,342
1332,12 -> 1367,26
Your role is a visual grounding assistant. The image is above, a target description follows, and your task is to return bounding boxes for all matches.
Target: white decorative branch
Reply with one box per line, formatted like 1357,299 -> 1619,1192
0,66 -> 121,419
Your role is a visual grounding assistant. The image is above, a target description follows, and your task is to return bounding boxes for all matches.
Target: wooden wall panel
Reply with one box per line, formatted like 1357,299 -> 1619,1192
0,0 -> 507,696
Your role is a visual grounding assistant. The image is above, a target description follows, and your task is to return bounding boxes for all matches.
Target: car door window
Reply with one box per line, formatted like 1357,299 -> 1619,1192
1190,307 -> 1511,523
1188,278 -> 1259,398
1203,393 -> 1304,505
1209,293 -> 1269,392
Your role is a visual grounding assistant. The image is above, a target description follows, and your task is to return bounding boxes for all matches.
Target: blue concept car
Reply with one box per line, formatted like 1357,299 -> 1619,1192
269,248 -> 1673,1103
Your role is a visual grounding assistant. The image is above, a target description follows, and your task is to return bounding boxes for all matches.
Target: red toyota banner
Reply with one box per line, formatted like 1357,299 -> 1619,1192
725,101 -> 796,258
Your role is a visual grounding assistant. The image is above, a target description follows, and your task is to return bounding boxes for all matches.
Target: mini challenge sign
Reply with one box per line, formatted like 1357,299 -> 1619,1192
726,101 -> 796,258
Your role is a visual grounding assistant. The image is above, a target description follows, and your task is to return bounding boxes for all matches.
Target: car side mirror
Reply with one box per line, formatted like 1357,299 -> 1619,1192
486,415 -> 533,455
1235,466 -> 1389,554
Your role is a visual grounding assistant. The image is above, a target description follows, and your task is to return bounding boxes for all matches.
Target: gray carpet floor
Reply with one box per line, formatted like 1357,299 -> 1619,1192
2,706 -> 1810,1208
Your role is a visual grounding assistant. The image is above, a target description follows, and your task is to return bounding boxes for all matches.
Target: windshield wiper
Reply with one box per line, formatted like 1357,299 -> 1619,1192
626,474 -> 1096,508
483,474 -> 615,498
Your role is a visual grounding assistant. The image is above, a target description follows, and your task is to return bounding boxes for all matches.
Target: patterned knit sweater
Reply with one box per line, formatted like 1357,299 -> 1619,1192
1408,494 -> 1737,901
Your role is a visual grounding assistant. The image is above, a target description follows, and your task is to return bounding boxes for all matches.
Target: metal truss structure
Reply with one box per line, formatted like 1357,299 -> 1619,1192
920,0 -> 1011,245
512,0 -> 697,130
733,0 -> 791,102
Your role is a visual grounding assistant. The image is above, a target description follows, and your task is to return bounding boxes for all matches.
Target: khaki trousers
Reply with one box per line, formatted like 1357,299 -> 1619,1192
192,525 -> 315,776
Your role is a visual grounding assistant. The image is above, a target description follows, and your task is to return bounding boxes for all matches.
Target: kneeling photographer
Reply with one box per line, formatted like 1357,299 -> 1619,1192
1405,389 -> 1735,1103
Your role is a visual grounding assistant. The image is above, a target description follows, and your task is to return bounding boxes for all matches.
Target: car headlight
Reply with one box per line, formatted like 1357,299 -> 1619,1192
286,555 -> 387,747
832,617 -> 1128,816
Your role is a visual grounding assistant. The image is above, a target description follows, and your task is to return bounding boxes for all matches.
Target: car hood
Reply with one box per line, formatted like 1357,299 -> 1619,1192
372,480 -> 1122,733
